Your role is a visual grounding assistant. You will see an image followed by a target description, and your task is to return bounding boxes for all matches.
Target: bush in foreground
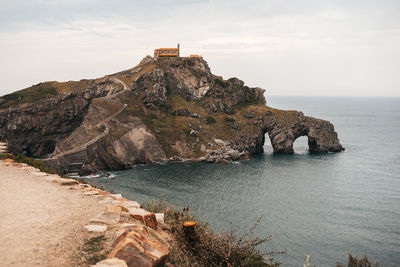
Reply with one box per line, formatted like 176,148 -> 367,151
142,197 -> 281,267
0,153 -> 56,174
336,254 -> 379,267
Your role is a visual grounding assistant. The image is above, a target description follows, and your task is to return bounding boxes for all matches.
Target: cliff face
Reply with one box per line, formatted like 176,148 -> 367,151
0,56 -> 344,174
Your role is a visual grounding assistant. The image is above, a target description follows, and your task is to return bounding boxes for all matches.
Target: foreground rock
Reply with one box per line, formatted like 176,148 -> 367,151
0,56 -> 344,173
107,227 -> 169,267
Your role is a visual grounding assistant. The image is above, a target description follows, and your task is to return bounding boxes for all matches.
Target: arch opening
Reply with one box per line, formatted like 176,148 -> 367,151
293,135 -> 309,154
261,129 -> 274,154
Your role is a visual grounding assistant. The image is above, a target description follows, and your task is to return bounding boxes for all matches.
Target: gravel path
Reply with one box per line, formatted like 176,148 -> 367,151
0,161 -> 107,266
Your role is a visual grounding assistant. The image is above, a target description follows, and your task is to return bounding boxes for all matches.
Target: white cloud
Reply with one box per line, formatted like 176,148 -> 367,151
0,0 -> 399,96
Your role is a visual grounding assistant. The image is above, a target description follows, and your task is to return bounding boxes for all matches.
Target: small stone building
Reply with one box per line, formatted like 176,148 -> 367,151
154,44 -> 180,57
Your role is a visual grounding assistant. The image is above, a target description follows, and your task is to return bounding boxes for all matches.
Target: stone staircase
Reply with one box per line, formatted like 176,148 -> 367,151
50,104 -> 127,160
0,142 -> 8,153
43,103 -> 128,174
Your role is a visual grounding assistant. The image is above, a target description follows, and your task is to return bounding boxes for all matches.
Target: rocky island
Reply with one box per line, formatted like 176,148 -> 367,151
0,56 -> 344,174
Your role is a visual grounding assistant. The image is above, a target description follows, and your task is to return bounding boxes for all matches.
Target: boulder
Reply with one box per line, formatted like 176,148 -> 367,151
225,121 -> 240,130
129,208 -> 150,222
171,108 -> 192,117
144,213 -> 157,230
189,130 -> 199,137
108,227 -> 169,267
120,200 -> 140,210
106,206 -> 122,214
226,149 -> 240,160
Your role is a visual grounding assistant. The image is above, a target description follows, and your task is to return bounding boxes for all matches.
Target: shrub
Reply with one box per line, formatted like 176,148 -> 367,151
142,197 -> 281,267
159,103 -> 172,113
205,115 -> 216,124
0,153 -> 56,174
224,116 -> 235,122
336,254 -> 379,267
183,128 -> 191,136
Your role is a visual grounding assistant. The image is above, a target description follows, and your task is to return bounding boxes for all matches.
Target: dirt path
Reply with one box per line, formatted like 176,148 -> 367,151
0,161 -> 107,266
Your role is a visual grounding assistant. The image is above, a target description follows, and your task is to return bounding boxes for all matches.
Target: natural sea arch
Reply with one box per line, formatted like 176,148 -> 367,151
256,112 -> 344,155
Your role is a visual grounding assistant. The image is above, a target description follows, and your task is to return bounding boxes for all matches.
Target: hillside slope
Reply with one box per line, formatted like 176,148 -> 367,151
0,56 -> 344,174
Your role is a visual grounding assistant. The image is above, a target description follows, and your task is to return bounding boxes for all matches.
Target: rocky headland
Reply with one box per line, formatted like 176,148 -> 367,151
0,56 -> 344,174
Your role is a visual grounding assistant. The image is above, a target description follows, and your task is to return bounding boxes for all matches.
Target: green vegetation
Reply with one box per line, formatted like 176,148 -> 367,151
159,103 -> 172,113
143,198 -> 379,267
140,113 -> 159,129
224,116 -> 236,122
205,115 -> 217,124
0,83 -> 57,108
336,254 -> 379,267
183,128 -> 191,136
81,235 -> 108,265
142,197 -> 281,267
0,153 -> 56,174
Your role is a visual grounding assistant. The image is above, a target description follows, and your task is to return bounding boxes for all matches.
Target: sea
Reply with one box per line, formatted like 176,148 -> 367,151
83,96 -> 400,266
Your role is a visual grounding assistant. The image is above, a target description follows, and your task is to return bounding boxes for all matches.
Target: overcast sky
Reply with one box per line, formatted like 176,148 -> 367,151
0,0 -> 399,96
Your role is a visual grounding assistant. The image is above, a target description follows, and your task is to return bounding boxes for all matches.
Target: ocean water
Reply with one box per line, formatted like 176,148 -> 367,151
86,97 -> 400,266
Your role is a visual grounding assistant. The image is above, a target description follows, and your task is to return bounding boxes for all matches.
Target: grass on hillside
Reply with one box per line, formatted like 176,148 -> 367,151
0,79 -> 100,109
0,83 -> 57,108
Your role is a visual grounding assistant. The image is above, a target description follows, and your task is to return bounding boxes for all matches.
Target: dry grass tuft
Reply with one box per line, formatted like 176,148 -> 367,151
142,197 -> 282,267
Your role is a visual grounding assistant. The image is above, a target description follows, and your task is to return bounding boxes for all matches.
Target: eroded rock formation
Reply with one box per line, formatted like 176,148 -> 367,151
0,56 -> 344,174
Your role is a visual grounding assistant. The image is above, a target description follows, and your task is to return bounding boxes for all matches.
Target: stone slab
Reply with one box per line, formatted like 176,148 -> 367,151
84,225 -> 107,233
105,206 -> 122,214
155,213 -> 165,223
91,211 -> 121,225
128,208 -> 150,222
110,194 -> 123,199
